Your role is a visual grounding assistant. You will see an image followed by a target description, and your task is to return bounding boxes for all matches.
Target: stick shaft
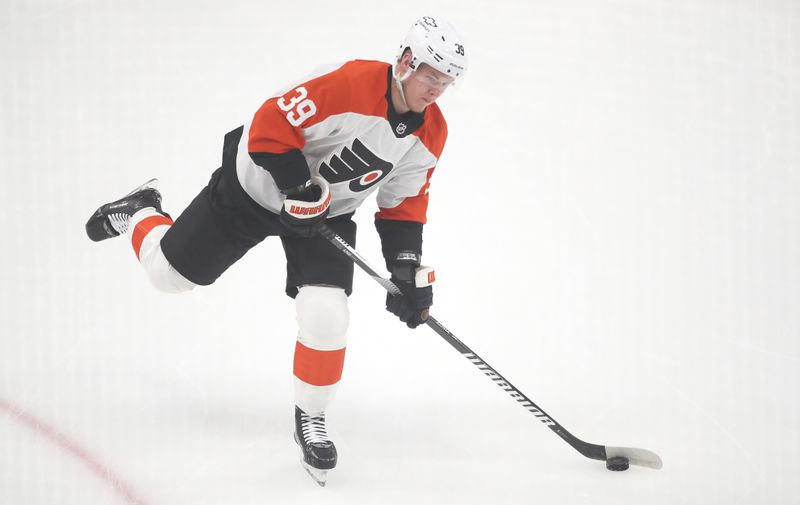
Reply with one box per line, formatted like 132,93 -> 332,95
317,225 -> 607,461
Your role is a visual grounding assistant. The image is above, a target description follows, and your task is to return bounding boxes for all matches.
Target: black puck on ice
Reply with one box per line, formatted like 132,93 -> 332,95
606,456 -> 630,471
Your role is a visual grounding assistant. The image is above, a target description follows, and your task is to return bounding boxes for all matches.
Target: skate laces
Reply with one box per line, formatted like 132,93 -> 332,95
108,213 -> 130,234
300,412 -> 330,445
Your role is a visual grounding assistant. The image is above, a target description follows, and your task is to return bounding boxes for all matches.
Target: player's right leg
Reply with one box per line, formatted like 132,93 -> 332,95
85,160 -> 283,293
86,127 -> 282,293
85,179 -> 194,293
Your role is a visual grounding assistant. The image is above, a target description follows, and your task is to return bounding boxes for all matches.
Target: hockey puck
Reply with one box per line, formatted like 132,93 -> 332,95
606,456 -> 630,471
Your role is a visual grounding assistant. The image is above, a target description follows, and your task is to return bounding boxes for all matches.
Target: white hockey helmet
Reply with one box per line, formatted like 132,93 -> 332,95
394,16 -> 468,84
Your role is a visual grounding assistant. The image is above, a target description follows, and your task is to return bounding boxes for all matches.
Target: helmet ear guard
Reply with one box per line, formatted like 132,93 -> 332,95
393,48 -> 415,82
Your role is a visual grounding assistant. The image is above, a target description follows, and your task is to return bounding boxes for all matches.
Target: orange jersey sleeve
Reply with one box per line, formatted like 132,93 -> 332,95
248,61 -> 388,154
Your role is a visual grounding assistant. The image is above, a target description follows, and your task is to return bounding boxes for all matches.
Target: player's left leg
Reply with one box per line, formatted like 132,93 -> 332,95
292,284 -> 347,483
281,214 -> 356,485
292,285 -> 349,417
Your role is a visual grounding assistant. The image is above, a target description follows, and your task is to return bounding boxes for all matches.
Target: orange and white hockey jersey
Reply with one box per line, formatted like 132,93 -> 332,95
235,59 -> 447,225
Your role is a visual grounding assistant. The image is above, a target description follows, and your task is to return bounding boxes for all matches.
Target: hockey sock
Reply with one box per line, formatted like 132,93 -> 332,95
129,208 -> 173,259
293,341 -> 346,415
293,286 -> 349,414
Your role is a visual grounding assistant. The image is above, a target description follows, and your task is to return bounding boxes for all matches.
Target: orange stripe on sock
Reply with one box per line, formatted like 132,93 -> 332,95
293,342 -> 346,387
132,215 -> 173,260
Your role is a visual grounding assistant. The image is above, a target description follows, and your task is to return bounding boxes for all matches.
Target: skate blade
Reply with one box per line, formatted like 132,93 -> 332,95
126,178 -> 159,196
301,461 -> 328,487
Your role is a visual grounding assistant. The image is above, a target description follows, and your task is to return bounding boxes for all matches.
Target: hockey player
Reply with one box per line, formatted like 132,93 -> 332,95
85,16 -> 467,486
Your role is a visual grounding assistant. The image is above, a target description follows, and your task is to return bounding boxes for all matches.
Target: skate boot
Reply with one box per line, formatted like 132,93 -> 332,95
294,406 -> 337,487
85,179 -> 166,242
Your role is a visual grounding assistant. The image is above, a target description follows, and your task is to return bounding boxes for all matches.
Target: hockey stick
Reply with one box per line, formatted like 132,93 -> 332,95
318,224 -> 662,470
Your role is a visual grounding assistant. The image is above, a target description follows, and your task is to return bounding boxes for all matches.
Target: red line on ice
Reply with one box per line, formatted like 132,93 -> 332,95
0,394 -> 152,505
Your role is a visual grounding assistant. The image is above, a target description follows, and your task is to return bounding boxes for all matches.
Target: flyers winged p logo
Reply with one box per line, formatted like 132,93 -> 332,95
318,138 -> 394,192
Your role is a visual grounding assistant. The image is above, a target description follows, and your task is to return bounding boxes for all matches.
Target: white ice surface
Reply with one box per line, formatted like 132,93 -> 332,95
1,1 -> 799,504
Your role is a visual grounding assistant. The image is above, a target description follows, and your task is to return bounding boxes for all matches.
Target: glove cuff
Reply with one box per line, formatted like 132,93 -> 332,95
282,175 -> 331,220
414,266 -> 436,287
390,263 -> 435,288
375,219 -> 423,269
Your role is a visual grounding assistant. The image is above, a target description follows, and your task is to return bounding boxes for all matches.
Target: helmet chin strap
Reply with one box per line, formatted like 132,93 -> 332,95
392,63 -> 414,110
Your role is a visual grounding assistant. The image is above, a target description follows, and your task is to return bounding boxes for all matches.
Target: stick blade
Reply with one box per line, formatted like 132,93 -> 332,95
605,446 -> 663,469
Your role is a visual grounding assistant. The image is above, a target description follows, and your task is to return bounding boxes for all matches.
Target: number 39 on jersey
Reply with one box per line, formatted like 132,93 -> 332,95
278,86 -> 317,126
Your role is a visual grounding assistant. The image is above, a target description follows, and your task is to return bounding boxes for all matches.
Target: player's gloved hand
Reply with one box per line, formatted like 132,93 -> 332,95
280,175 -> 331,238
386,252 -> 435,329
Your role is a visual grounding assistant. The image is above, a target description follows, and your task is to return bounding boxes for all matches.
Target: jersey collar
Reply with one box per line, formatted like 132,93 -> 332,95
385,67 -> 425,138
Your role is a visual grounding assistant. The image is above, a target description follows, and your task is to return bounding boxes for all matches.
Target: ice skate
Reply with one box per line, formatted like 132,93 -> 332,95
294,406 -> 337,487
85,179 -> 165,242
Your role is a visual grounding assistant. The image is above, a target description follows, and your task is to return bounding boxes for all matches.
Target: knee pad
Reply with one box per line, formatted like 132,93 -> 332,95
295,285 -> 349,350
136,224 -> 195,294
143,247 -> 196,294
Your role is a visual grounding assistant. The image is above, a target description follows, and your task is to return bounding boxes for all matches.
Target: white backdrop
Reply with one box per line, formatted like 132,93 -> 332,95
1,1 -> 798,504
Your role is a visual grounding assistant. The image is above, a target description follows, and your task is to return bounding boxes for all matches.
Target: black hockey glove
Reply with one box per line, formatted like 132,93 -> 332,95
280,175 -> 331,238
386,251 -> 435,329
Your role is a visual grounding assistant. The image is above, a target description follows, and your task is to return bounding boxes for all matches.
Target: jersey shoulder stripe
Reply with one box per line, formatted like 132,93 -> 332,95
413,103 -> 448,160
248,60 -> 391,154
